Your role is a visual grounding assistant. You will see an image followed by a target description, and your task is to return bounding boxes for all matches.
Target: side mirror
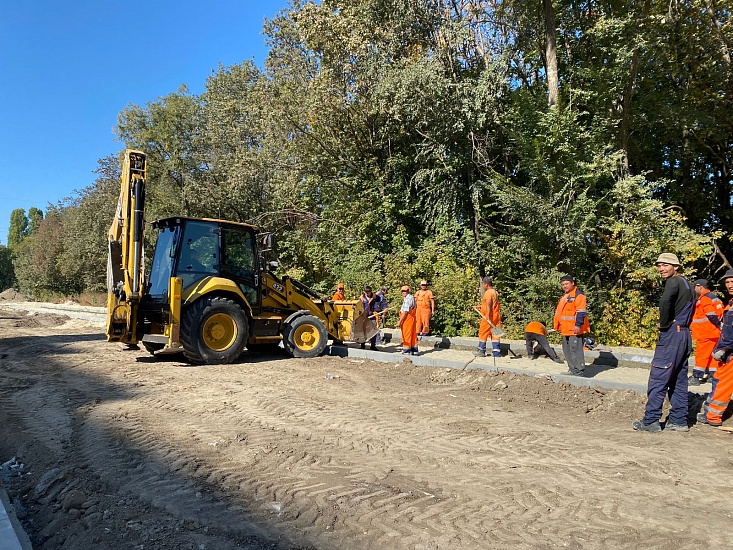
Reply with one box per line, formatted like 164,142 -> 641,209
261,233 -> 274,251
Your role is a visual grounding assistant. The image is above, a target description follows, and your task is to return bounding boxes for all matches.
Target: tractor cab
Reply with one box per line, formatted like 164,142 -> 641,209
147,217 -> 261,307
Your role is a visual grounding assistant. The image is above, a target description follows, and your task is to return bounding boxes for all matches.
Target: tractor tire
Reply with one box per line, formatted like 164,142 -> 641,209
283,314 -> 328,359
180,296 -> 249,364
142,342 -> 165,355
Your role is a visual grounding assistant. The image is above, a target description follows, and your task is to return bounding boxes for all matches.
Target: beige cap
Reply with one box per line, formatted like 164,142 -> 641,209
400,285 -> 410,292
655,253 -> 680,266
420,280 -> 428,285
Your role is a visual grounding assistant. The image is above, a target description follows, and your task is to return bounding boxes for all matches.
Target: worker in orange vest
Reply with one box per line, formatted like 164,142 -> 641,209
474,276 -> 502,357
553,275 -> 591,376
698,269 -> 733,427
332,283 -> 345,301
415,279 -> 435,336
689,279 -> 724,385
525,321 -> 564,363
398,285 -> 418,355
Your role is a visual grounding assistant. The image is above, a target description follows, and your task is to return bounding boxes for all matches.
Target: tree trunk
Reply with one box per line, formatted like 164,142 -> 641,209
543,0 -> 559,107
620,0 -> 651,174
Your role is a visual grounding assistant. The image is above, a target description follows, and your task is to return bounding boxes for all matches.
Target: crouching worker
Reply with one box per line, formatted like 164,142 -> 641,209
525,321 -> 563,364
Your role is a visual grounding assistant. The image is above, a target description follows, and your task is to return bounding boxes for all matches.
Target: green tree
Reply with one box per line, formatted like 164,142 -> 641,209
57,156 -> 122,292
0,245 -> 15,291
27,207 -> 44,235
8,209 -> 28,248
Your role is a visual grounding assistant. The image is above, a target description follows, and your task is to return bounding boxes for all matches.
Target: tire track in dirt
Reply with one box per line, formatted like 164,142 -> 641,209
83,380 -> 705,550
4,316 -> 732,549
76,403 -> 287,547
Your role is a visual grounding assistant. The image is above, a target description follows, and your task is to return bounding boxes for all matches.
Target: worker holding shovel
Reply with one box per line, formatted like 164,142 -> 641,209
474,276 -> 503,358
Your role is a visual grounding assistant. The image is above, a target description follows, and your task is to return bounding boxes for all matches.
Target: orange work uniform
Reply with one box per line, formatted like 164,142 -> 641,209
690,291 -> 723,378
705,300 -> 733,425
414,288 -> 434,335
478,287 -> 501,342
332,289 -> 345,301
399,292 -> 418,352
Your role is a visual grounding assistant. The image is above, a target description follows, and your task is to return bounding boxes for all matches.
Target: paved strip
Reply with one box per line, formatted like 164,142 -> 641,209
328,341 -> 709,396
0,485 -> 29,550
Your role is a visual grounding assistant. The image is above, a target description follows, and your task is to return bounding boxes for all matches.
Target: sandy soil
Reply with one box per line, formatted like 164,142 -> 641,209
1,307 -> 733,550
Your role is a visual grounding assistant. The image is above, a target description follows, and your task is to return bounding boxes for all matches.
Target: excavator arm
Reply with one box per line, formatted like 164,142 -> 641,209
106,150 -> 147,343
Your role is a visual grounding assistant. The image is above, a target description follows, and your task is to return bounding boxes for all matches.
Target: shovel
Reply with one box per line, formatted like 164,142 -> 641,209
472,307 -> 505,368
472,306 -> 506,337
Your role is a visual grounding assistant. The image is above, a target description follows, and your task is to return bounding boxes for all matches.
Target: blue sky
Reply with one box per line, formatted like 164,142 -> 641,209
0,0 -> 289,245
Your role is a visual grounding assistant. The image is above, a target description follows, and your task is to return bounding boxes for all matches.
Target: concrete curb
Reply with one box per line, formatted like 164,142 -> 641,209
381,328 -> 662,369
0,483 -> 31,550
326,345 -> 653,393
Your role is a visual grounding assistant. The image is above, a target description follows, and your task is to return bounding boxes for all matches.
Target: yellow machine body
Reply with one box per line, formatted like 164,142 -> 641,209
105,150 -> 378,363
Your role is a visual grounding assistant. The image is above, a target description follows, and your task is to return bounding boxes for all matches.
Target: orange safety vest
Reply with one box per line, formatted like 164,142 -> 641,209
690,291 -> 723,341
415,289 -> 434,310
525,321 -> 547,336
332,290 -> 345,301
553,287 -> 590,336
481,287 -> 501,326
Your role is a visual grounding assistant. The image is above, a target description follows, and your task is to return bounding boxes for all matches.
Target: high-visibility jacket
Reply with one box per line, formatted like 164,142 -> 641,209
553,287 -> 590,336
415,289 -> 434,310
706,300 -> 733,423
691,291 -> 723,341
525,321 -> 547,336
332,290 -> 345,301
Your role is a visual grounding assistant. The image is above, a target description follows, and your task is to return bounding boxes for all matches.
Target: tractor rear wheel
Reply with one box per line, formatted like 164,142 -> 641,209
283,314 -> 328,358
180,296 -> 249,364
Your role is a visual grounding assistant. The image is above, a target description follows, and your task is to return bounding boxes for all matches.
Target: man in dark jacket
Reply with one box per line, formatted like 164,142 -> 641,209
633,253 -> 695,432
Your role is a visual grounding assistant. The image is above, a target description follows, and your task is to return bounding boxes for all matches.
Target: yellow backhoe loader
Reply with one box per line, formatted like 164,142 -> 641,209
106,150 -> 379,364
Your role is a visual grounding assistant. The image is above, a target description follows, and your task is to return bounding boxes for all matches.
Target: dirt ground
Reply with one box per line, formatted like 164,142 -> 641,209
1,308 -> 733,550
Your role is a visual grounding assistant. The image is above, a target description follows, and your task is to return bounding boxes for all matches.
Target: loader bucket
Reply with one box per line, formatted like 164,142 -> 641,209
330,301 -> 380,343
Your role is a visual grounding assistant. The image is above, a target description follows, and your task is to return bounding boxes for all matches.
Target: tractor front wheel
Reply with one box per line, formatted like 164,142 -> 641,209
180,296 -> 249,364
283,315 -> 328,358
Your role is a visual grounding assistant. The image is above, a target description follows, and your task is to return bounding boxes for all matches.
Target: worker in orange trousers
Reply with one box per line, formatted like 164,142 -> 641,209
399,285 -> 418,356
689,279 -> 723,385
330,283 -> 346,345
475,276 -> 502,357
699,270 -> 733,427
414,279 -> 435,336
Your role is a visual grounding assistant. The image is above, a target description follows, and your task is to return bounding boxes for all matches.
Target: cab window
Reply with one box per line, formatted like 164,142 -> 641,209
221,226 -> 258,305
176,222 -> 219,280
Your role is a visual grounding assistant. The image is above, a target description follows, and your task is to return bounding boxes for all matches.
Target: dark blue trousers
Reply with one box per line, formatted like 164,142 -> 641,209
643,325 -> 691,425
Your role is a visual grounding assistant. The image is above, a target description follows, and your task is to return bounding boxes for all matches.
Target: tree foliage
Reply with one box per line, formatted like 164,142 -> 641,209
8,209 -> 28,249
0,245 -> 14,292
